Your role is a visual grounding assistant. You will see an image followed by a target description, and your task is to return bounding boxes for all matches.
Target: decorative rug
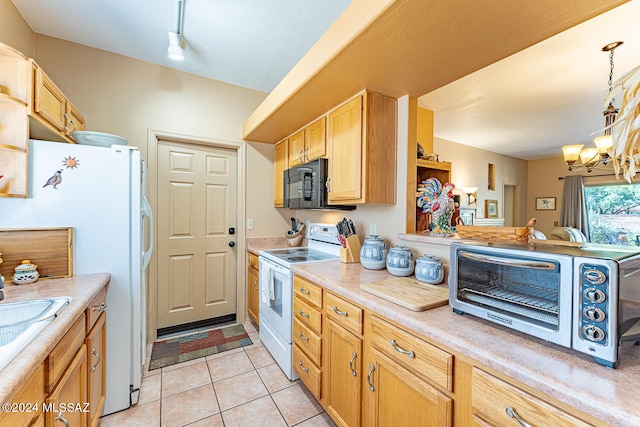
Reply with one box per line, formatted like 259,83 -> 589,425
149,323 -> 252,370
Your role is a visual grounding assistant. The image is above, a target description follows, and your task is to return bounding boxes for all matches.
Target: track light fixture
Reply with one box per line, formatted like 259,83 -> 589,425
168,0 -> 186,60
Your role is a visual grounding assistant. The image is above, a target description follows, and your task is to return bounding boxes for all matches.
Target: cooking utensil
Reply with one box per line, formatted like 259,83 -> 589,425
289,218 -> 297,235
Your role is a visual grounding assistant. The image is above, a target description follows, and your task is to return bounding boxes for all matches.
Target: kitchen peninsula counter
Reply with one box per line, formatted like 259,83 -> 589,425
291,260 -> 640,427
0,273 -> 110,406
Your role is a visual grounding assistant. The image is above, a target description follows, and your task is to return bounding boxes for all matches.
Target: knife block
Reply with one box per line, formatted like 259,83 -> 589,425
340,234 -> 361,263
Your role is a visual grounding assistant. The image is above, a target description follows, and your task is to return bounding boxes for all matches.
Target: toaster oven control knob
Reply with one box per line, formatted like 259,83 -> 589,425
584,268 -> 607,285
582,325 -> 605,342
583,306 -> 606,322
583,288 -> 606,303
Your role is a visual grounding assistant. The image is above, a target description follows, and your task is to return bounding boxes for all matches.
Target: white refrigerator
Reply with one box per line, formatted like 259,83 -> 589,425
0,139 -> 153,415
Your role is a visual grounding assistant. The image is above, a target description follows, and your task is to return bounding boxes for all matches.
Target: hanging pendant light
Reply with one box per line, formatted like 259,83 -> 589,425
168,0 -> 186,60
562,41 -> 623,172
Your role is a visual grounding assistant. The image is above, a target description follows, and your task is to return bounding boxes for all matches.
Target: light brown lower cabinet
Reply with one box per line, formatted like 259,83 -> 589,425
45,345 -> 87,427
247,254 -> 259,326
363,348 -> 452,427
86,312 -> 106,427
0,363 -> 45,426
325,319 -> 362,427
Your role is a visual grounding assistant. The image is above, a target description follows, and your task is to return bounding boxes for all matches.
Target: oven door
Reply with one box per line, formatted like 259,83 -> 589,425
259,257 -> 293,343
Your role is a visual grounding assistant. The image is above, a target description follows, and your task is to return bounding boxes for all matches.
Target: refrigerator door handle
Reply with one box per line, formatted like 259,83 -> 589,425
141,196 -> 154,270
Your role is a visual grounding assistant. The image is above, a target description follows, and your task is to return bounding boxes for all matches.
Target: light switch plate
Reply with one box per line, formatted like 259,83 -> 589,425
247,219 -> 254,230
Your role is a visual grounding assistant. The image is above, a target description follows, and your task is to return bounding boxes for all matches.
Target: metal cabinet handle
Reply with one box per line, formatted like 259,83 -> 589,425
506,407 -> 533,427
367,364 -> 375,391
333,306 -> 348,317
349,352 -> 357,376
298,149 -> 303,162
304,146 -> 309,161
298,331 -> 309,341
298,360 -> 308,372
390,339 -> 415,358
253,278 -> 259,290
55,412 -> 70,427
326,177 -> 331,192
91,348 -> 101,372
298,309 -> 309,318
92,302 -> 107,312
299,287 -> 310,295
63,113 -> 77,133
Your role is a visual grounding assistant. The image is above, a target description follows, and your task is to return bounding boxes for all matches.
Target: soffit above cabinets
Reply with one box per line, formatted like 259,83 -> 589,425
241,0 -> 628,144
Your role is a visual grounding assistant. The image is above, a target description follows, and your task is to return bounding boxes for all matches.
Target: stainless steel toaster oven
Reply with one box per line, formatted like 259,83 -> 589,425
449,241 -> 640,368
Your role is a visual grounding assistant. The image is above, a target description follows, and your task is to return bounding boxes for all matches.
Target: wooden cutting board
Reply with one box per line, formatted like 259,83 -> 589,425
360,276 -> 449,311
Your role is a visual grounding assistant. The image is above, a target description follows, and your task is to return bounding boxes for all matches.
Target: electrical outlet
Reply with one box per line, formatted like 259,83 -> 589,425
370,223 -> 377,235
247,219 -> 254,230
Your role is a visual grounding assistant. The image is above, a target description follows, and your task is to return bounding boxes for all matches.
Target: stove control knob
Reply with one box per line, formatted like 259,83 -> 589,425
583,306 -> 606,322
584,268 -> 607,285
583,288 -> 606,303
582,325 -> 605,342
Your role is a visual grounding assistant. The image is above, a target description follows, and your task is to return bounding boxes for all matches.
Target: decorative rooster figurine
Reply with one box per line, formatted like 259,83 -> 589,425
417,178 -> 456,236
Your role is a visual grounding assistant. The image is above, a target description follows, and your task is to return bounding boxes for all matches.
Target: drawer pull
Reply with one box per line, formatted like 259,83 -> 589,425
55,412 -> 70,427
349,352 -> 357,376
298,309 -> 309,318
506,407 -> 533,427
333,306 -> 348,317
299,287 -> 310,295
298,331 -> 309,341
367,364 -> 375,391
298,360 -> 309,372
93,302 -> 107,312
390,339 -> 415,358
91,348 -> 101,372
254,278 -> 259,290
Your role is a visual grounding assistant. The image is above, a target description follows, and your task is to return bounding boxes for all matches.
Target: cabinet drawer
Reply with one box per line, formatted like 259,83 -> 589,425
46,314 -> 86,392
293,343 -> 321,400
370,315 -> 453,392
87,286 -> 108,332
293,317 -> 321,365
294,275 -> 322,308
472,368 -> 592,427
325,292 -> 362,335
248,252 -> 259,270
294,297 -> 322,334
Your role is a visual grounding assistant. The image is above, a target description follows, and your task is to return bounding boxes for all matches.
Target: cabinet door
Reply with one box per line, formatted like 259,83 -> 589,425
247,265 -> 259,325
87,313 -> 106,427
46,344 -> 87,427
33,66 -> 66,131
0,363 -> 44,427
363,348 -> 452,427
287,130 -> 305,166
304,116 -> 326,162
273,139 -> 289,207
327,95 -> 363,202
325,319 -> 362,427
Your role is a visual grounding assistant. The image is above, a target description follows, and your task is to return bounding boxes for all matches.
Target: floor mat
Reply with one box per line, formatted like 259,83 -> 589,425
148,323 -> 252,370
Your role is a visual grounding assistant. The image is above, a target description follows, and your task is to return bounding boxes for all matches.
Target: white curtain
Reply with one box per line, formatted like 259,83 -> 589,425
560,175 -> 590,241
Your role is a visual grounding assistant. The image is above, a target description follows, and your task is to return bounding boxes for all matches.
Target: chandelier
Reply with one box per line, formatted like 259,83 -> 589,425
562,41 -> 623,172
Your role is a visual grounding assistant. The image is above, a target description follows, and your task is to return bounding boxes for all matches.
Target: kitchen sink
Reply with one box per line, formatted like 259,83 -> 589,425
0,297 -> 72,371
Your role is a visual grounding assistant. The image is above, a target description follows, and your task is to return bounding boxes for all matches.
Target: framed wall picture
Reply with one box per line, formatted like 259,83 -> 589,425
536,197 -> 556,211
485,199 -> 498,218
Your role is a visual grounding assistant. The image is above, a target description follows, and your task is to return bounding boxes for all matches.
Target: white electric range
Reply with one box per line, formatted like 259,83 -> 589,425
258,223 -> 341,380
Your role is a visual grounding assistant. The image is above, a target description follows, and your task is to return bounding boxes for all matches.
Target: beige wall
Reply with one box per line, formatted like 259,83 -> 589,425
435,137 -> 529,226
0,0 -> 34,56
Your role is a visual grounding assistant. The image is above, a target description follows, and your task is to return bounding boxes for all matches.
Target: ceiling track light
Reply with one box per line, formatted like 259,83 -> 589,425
168,0 -> 186,60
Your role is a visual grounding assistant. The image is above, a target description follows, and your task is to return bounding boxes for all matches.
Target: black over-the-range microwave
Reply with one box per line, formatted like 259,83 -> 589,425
283,158 -> 355,210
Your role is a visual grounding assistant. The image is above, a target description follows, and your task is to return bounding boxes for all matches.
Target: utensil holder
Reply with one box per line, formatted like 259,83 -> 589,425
340,234 -> 361,263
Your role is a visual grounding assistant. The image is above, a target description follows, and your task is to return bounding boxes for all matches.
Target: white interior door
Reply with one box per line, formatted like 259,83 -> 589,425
156,139 -> 238,329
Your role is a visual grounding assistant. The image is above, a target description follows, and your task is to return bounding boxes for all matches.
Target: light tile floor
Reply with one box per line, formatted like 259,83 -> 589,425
99,320 -> 336,427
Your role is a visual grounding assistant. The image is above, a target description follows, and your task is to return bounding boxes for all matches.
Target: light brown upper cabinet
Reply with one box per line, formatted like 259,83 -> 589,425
0,43 -> 85,198
327,91 -> 397,205
273,139 -> 289,207
288,117 -> 327,166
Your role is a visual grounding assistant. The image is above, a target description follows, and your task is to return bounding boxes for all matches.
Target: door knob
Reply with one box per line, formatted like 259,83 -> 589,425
229,241 -> 236,247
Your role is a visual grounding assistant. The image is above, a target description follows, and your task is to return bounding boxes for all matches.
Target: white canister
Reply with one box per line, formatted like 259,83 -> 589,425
415,255 -> 444,284
360,235 -> 388,270
13,260 -> 39,285
386,246 -> 414,277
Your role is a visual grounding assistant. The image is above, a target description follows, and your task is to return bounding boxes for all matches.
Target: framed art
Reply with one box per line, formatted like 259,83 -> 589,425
485,199 -> 498,218
536,197 -> 556,211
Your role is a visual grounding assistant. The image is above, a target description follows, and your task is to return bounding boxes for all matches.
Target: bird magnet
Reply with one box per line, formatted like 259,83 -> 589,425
43,169 -> 63,189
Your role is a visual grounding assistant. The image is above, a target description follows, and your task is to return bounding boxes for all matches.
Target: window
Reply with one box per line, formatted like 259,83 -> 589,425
584,183 -> 640,245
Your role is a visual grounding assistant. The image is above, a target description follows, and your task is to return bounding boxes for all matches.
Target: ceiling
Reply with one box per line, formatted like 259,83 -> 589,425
418,0 -> 640,160
11,0 -> 351,93
11,0 -> 640,161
